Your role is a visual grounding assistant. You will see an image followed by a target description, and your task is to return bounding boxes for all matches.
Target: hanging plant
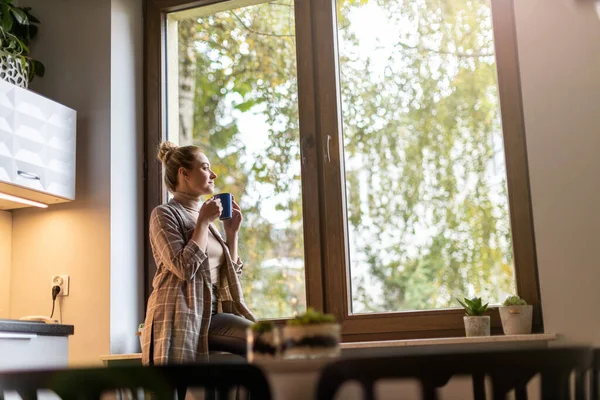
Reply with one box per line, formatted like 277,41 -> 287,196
0,0 -> 44,86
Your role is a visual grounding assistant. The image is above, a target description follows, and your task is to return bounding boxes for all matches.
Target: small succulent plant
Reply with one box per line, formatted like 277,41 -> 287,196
138,323 -> 144,329
457,297 -> 489,316
251,320 -> 275,333
503,295 -> 527,306
287,307 -> 336,326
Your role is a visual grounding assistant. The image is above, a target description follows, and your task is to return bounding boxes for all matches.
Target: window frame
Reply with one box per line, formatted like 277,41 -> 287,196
144,0 -> 543,341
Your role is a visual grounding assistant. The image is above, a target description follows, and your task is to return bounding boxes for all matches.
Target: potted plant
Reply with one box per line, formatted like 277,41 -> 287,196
457,297 -> 490,337
281,308 -> 341,359
246,321 -> 280,362
0,0 -> 44,87
137,323 -> 144,349
499,295 -> 533,335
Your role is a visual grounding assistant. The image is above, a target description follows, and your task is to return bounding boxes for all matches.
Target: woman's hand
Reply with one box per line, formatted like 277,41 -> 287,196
223,197 -> 243,235
224,196 -> 242,262
197,197 -> 222,228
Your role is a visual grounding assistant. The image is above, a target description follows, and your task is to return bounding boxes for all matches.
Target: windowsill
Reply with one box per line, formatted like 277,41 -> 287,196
340,333 -> 558,349
99,333 -> 559,371
255,333 -> 559,373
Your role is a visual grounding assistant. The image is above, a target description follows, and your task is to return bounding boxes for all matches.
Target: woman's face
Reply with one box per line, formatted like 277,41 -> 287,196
180,152 -> 217,196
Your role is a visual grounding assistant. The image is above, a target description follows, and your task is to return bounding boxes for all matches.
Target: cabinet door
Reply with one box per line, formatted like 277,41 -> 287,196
43,103 -> 76,199
0,332 -> 69,371
0,80 -> 77,201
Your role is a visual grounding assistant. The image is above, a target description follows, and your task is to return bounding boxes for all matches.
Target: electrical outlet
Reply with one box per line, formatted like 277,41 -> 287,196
51,275 -> 70,296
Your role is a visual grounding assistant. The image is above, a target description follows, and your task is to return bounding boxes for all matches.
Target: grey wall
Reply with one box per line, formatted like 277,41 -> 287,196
10,0 -> 112,366
109,0 -> 145,355
9,0 -> 143,364
514,0 -> 600,346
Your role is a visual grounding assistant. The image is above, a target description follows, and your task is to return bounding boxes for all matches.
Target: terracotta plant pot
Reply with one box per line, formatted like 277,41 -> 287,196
463,316 -> 490,337
499,305 -> 533,335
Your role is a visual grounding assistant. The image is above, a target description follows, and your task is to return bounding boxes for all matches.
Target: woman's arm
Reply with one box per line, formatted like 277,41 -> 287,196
226,233 -> 239,265
150,207 -> 207,281
150,199 -> 222,281
224,198 -> 243,275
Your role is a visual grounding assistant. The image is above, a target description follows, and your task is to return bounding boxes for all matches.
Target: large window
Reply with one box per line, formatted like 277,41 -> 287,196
338,0 -> 514,314
145,0 -> 542,339
164,1 -> 306,319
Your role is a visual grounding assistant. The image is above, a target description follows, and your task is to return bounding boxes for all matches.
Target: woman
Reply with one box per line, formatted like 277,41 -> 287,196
141,141 -> 255,365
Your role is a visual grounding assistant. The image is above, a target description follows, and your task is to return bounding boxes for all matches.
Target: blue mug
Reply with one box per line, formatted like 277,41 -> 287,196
214,193 -> 232,220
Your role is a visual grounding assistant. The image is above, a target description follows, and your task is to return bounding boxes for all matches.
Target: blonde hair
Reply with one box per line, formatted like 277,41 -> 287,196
157,141 -> 202,192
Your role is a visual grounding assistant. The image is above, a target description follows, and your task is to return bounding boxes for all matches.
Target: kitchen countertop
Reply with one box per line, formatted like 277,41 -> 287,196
0,319 -> 74,336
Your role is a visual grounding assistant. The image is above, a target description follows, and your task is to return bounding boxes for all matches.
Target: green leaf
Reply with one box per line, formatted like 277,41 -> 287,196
2,5 -> 13,31
27,24 -> 37,39
12,35 -> 28,54
31,59 -> 44,77
234,99 -> 256,112
22,7 -> 39,24
464,297 -> 476,309
456,298 -> 472,316
10,8 -> 28,25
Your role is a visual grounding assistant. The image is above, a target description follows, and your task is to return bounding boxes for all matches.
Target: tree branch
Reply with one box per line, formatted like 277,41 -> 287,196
395,41 -> 494,58
230,10 -> 295,38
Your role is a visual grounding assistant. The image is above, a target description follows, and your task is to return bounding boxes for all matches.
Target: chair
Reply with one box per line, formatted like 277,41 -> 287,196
316,347 -> 592,400
591,348 -> 600,400
0,361 -> 271,400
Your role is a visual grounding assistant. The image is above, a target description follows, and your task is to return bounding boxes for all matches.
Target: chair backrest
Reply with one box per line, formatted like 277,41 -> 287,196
316,347 -> 593,400
0,362 -> 271,400
592,349 -> 600,400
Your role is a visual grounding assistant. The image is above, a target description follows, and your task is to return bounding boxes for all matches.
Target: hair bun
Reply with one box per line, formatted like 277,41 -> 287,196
157,141 -> 178,165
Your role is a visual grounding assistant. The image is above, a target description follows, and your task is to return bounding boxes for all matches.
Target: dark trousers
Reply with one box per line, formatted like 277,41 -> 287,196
177,288 -> 253,400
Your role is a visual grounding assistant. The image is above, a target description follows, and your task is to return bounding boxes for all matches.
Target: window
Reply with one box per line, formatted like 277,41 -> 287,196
145,0 -> 542,339
163,1 -> 306,319
338,0 -> 514,314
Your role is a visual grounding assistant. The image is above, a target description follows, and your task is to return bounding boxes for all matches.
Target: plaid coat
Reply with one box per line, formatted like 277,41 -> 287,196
141,199 -> 256,365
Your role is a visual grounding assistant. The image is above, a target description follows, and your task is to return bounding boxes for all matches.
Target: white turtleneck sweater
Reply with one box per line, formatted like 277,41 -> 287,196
173,192 -> 224,285
206,229 -> 225,285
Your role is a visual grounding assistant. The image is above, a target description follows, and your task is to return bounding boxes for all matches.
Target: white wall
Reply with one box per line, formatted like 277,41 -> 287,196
0,210 -> 11,318
110,0 -> 145,354
514,0 -> 600,345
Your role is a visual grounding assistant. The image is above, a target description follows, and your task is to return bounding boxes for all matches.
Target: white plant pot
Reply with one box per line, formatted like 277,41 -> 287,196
0,55 -> 29,88
282,323 -> 341,359
137,326 -> 144,350
499,305 -> 533,335
246,328 -> 281,362
463,316 -> 490,337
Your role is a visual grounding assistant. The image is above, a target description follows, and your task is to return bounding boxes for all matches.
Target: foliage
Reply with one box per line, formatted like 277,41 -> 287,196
251,320 -> 275,333
503,295 -> 527,306
175,0 -> 516,318
286,307 -> 336,326
0,0 -> 44,80
457,297 -> 489,316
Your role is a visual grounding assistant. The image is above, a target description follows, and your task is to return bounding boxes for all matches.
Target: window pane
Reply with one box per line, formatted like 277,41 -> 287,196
165,0 -> 306,319
337,0 -> 516,313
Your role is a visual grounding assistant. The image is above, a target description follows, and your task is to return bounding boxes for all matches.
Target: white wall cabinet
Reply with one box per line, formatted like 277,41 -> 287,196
0,80 -> 76,209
